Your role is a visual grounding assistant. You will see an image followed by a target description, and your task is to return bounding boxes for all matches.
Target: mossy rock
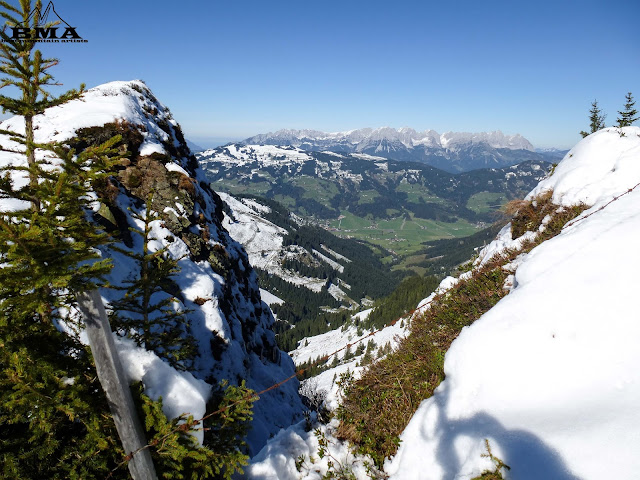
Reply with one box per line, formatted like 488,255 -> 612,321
70,119 -> 145,160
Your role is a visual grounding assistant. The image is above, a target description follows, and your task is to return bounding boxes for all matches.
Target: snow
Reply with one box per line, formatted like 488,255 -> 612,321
350,153 -> 388,161
387,127 -> 640,479
474,223 -> 537,267
248,127 -> 640,479
0,81 -> 172,157
115,337 -> 211,445
312,248 -> 344,273
528,126 -> 640,207
219,192 -> 287,270
6,77 -> 638,478
164,162 -> 190,176
289,306 -> 417,411
260,288 -> 284,306
325,283 -> 348,302
352,308 -> 373,322
248,419 -> 375,480
0,80 -> 305,455
220,192 -> 329,294
243,128 -> 534,152
320,244 -> 352,263
200,144 -> 313,168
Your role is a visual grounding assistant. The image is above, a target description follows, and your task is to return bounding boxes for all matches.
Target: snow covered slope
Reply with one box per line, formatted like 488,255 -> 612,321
219,193 -> 336,296
217,192 -> 375,328
388,127 -> 640,479
0,80 -> 304,454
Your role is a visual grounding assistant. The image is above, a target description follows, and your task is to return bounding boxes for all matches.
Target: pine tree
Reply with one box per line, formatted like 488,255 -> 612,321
0,2 -> 131,477
616,92 -> 638,127
0,106 -> 130,479
110,197 -> 197,370
131,381 -> 256,480
0,4 -> 252,478
0,0 -> 84,208
580,100 -> 606,138
343,344 -> 354,362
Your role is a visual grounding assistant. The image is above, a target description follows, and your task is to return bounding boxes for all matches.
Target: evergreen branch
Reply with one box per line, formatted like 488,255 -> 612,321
0,127 -> 24,138
0,77 -> 25,90
0,5 -> 21,22
0,75 -> 25,89
0,53 -> 24,73
0,146 -> 25,154
0,0 -> 21,15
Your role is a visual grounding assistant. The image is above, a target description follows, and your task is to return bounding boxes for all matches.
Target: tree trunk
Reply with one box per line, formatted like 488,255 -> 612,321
24,114 -> 40,210
77,290 -> 158,480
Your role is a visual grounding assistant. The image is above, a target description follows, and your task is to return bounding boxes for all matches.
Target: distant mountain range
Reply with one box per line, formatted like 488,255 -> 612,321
186,139 -> 204,152
535,147 -> 570,159
199,144 -> 551,221
197,144 -> 552,265
241,127 -> 559,173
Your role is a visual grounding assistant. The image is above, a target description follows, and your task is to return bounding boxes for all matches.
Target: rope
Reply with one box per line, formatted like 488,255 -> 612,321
104,301 -> 432,479
563,181 -> 640,229
106,180 -> 640,477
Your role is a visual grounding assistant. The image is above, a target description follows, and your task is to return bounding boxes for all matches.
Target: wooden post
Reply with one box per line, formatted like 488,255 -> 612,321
77,290 -> 158,480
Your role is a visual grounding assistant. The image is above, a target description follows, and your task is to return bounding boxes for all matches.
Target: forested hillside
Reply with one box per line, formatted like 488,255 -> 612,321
218,193 -> 404,352
198,145 -> 551,257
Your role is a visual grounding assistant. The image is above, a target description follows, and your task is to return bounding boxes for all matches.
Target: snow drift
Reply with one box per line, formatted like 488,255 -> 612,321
387,126 -> 640,479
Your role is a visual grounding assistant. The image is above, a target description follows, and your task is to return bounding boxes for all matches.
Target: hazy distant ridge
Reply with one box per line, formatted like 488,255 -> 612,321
244,127 -> 534,151
241,127 -> 545,172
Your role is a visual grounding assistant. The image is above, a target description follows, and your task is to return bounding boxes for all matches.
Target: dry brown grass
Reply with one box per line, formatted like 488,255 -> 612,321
505,190 -> 553,238
178,173 -> 196,197
336,263 -> 510,467
193,297 -> 210,306
336,191 -> 589,468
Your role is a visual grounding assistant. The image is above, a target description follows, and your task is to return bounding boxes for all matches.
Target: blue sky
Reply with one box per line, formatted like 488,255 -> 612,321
16,0 -> 640,148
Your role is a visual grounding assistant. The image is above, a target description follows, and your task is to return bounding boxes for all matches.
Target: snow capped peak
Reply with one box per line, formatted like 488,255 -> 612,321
248,128 -> 329,144
440,130 -> 534,151
243,127 -> 534,152
1,79 -> 180,159
240,127 -> 538,171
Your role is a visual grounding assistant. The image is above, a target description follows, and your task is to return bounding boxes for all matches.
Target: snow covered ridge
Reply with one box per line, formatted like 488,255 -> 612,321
220,193 -> 330,294
388,127 -> 640,479
0,79 -> 304,453
203,131 -> 558,174
244,127 -> 535,152
237,128 -> 543,173
218,193 -> 351,301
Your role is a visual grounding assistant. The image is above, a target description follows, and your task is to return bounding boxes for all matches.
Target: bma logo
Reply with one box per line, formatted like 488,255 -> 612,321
11,1 -> 86,42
